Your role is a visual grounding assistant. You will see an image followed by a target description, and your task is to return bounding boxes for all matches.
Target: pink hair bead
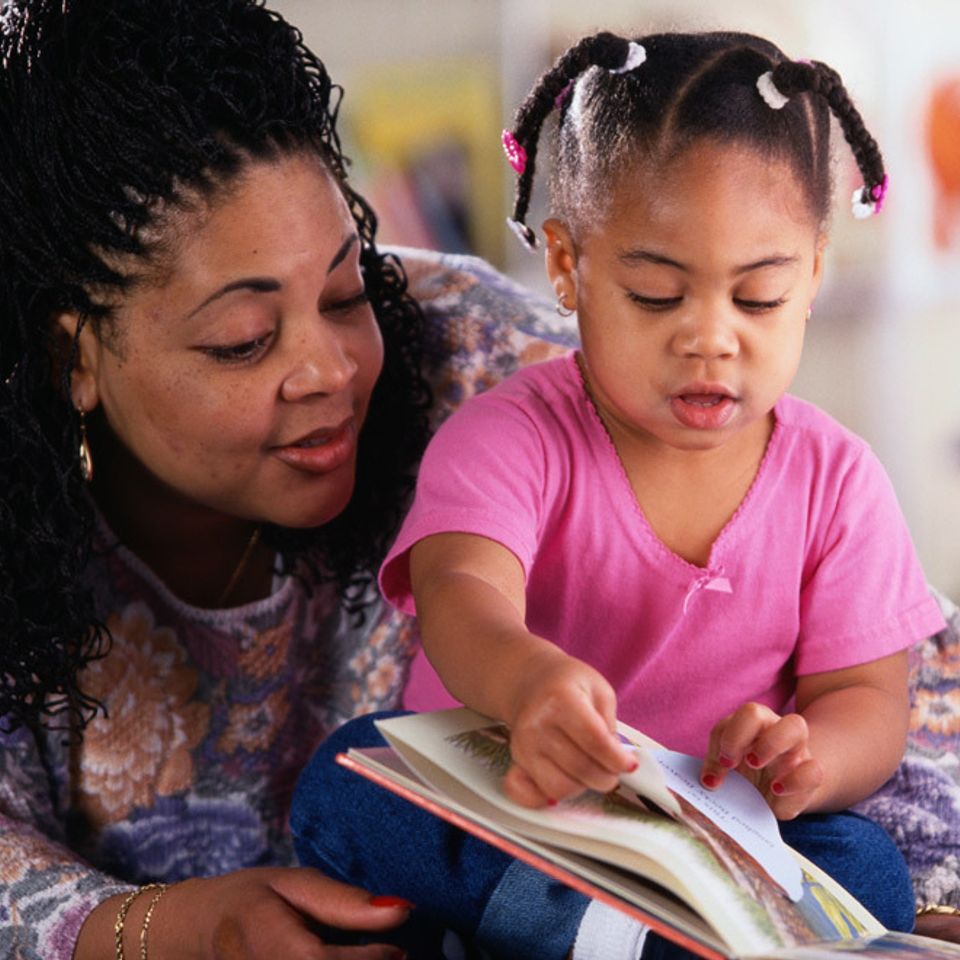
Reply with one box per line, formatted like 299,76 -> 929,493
501,130 -> 527,175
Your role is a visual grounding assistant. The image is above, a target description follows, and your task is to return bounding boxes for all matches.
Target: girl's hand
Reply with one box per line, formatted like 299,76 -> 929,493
700,702 -> 824,820
503,651 -> 637,808
76,867 -> 411,960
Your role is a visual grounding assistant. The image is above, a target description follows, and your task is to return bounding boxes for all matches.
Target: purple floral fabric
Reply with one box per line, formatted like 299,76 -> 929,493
855,589 -> 960,909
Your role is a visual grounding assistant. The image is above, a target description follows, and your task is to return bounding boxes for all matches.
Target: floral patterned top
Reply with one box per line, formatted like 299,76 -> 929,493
0,248 -> 573,960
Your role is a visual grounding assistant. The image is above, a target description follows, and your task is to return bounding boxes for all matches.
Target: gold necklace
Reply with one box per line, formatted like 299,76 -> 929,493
217,525 -> 262,607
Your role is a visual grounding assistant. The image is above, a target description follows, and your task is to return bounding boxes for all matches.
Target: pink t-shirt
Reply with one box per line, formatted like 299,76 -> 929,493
380,352 -> 945,755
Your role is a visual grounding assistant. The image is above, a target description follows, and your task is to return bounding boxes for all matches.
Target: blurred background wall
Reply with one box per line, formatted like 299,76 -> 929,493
276,0 -> 960,600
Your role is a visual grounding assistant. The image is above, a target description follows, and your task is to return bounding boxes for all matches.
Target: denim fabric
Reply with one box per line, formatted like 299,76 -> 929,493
291,712 -> 587,959
291,713 -> 914,960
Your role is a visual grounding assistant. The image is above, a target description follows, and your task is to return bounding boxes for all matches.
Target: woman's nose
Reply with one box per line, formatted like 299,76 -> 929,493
280,321 -> 358,401
674,308 -> 739,360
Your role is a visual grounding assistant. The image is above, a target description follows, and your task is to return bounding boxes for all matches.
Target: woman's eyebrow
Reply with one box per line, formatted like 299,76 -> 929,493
327,233 -> 359,274
185,277 -> 280,320
183,233 -> 359,321
617,248 -> 800,274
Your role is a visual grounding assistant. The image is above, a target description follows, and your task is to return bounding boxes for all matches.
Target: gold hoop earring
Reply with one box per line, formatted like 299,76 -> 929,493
77,406 -> 94,483
555,293 -> 575,318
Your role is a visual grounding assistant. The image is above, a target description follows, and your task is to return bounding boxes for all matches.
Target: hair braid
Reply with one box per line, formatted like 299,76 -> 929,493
508,32 -> 634,246
771,59 -> 886,204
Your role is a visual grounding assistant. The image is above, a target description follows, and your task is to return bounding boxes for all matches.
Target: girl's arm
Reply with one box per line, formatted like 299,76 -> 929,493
701,649 -> 909,818
410,531 -> 636,806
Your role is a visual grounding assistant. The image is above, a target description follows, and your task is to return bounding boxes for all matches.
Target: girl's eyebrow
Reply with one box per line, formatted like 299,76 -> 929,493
617,248 -> 800,275
184,233 -> 359,321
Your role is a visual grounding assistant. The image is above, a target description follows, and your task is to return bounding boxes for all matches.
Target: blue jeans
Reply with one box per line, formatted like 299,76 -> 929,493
291,713 -> 914,960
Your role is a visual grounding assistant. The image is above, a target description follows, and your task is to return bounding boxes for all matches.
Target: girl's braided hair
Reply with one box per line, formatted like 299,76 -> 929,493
505,31 -> 885,242
0,0 -> 431,732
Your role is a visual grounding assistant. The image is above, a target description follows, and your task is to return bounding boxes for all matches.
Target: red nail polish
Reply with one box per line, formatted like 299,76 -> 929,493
702,773 -> 718,788
718,754 -> 734,769
629,759 -> 639,772
370,895 -> 415,909
771,782 -> 785,796
746,753 -> 760,768
547,798 -> 558,807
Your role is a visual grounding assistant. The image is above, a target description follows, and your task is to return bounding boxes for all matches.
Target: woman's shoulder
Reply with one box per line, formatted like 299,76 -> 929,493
391,246 -> 577,428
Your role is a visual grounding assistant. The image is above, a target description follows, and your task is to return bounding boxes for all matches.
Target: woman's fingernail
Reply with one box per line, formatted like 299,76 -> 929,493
701,773 -> 719,788
718,754 -> 735,769
370,895 -> 415,909
771,782 -> 785,796
547,798 -> 558,807
746,753 -> 760,768
628,759 -> 639,772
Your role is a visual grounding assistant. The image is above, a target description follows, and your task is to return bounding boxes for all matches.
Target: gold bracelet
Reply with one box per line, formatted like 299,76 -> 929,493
139,884 -> 169,960
918,903 -> 960,917
114,884 -> 165,960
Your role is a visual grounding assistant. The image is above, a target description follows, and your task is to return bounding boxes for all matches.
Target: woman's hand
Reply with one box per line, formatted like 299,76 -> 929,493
700,702 -> 824,820
503,651 -> 637,808
76,867 -> 411,960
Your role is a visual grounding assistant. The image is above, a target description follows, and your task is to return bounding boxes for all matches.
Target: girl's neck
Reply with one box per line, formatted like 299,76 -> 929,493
90,426 -> 275,608
578,358 -> 776,567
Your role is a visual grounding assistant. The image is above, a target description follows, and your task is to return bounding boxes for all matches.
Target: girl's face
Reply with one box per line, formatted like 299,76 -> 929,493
545,140 -> 824,459
65,153 -> 384,529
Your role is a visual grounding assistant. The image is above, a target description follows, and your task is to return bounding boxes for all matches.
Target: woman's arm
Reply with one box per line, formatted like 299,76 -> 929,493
73,869 -> 411,960
410,532 -> 636,806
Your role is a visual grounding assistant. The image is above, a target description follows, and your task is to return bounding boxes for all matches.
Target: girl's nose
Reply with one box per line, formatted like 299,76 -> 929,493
674,309 -> 739,360
280,321 -> 358,402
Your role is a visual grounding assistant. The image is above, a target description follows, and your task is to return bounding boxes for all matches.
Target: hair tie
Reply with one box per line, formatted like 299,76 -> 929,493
501,130 -> 527,175
506,217 -> 537,251
851,174 -> 889,218
610,41 -> 646,74
757,71 -> 789,109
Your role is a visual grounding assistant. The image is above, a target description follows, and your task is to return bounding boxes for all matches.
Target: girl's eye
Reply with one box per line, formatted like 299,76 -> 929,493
735,297 -> 786,313
203,332 -> 273,364
626,292 -> 683,312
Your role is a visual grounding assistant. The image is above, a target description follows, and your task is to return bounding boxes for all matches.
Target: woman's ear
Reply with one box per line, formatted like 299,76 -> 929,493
53,312 -> 101,412
542,218 -> 578,306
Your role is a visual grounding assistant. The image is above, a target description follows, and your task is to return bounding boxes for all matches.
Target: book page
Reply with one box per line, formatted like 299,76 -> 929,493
375,709 -> 883,958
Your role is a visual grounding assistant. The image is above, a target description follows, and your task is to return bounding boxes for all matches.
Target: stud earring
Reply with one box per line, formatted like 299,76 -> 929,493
555,293 -> 575,318
77,406 -> 93,483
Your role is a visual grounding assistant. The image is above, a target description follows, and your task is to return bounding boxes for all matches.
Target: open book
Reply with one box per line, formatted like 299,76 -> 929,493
338,708 -> 960,960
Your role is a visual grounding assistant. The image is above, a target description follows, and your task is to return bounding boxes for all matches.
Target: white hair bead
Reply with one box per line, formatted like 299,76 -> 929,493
757,71 -> 789,109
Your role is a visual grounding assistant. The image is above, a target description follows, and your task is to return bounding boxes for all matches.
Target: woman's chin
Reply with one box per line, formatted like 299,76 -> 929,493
269,484 -> 356,530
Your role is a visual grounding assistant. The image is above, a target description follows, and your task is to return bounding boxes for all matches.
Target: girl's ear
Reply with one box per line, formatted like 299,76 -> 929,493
53,312 -> 101,413
542,218 -> 578,304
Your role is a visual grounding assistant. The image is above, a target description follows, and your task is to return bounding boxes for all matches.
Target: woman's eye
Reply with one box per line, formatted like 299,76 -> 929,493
626,292 -> 683,312
325,290 -> 371,316
735,297 -> 786,313
203,333 -> 273,364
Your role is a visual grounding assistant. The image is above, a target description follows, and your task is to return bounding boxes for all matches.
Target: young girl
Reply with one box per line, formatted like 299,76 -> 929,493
294,28 -> 948,960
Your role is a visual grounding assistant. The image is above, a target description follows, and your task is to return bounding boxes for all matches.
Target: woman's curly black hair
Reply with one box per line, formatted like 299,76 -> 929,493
0,0 -> 431,732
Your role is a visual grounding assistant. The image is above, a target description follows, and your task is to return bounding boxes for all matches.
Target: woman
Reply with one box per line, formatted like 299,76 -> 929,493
0,0 -> 523,956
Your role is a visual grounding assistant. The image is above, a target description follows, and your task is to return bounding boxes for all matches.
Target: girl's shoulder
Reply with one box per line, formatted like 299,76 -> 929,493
773,394 -> 874,475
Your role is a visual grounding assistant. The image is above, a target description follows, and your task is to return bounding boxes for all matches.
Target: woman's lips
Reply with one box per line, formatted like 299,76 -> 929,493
272,418 -> 357,474
670,390 -> 737,430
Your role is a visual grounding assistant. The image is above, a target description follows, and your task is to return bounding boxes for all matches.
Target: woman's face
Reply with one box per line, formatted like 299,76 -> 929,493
69,153 -> 384,529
